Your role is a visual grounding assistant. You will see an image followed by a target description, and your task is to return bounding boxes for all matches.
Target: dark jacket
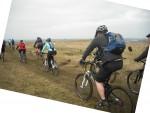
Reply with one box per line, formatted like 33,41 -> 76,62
34,38 -> 43,48
135,46 -> 149,62
82,33 -> 122,63
1,40 -> 6,52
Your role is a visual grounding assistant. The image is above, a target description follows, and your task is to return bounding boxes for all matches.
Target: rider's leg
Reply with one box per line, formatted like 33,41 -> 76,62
23,50 -> 27,62
96,61 -> 123,101
19,50 -> 22,62
51,55 -> 54,64
47,52 -> 52,68
94,65 -> 109,101
96,81 -> 105,100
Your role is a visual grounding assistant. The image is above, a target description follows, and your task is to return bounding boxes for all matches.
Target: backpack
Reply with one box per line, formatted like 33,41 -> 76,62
103,32 -> 126,55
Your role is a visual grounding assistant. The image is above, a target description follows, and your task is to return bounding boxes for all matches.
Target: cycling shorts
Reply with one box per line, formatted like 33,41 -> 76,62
94,60 -> 123,82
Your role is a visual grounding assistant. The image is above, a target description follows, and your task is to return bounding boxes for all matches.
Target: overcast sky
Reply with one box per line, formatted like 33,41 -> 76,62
4,0 -> 150,40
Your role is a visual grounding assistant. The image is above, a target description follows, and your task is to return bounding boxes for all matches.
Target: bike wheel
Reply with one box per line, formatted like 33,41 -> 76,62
127,70 -> 142,95
74,73 -> 93,100
20,52 -> 26,63
1,53 -> 4,62
20,52 -> 23,63
107,87 -> 134,113
43,59 -> 49,72
51,61 -> 59,76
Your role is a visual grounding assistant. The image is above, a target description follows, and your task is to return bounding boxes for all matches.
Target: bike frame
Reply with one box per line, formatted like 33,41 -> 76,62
43,53 -> 57,69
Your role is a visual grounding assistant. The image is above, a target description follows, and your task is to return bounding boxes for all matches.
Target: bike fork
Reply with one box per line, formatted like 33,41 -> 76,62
80,72 -> 90,88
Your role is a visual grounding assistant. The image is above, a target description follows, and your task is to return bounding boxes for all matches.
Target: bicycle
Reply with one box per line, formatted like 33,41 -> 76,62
75,60 -> 134,113
127,60 -> 145,95
42,53 -> 59,76
19,50 -> 27,63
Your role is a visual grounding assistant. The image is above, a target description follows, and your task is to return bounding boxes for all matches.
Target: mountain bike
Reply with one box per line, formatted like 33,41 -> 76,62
127,60 -> 145,95
19,50 -> 27,63
42,53 -> 59,76
75,60 -> 133,113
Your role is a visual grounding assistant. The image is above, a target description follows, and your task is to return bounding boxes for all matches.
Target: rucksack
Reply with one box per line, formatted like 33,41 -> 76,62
103,32 -> 126,55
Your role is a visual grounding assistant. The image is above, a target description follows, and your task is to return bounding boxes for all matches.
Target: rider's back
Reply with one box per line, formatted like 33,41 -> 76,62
82,33 -> 122,63
17,42 -> 26,50
42,42 -> 56,53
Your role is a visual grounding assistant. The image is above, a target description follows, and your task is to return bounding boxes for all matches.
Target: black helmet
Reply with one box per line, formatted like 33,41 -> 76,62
146,34 -> 150,38
46,38 -> 51,42
96,25 -> 108,33
37,37 -> 41,40
20,40 -> 23,42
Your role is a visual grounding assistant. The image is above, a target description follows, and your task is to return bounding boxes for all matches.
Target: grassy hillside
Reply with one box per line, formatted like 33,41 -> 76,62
0,40 -> 147,111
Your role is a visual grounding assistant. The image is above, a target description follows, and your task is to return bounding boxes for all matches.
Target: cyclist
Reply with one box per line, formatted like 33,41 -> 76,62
33,37 -> 43,56
16,40 -> 26,62
80,25 -> 123,108
11,38 -> 15,49
0,40 -> 6,59
8,39 -> 11,48
42,38 -> 57,69
134,33 -> 150,62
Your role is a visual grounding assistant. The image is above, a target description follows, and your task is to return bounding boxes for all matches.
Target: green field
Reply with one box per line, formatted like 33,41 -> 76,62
0,40 -> 147,112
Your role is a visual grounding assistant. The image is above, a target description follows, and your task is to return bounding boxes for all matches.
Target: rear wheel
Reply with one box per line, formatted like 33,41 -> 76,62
75,73 -> 93,100
107,87 -> 134,113
1,53 -> 4,62
43,59 -> 49,72
127,70 -> 142,95
51,60 -> 59,76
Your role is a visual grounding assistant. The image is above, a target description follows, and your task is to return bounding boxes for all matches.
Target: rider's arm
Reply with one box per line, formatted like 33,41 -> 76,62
135,46 -> 149,62
42,43 -> 48,53
33,40 -> 37,48
82,37 -> 98,60
41,44 -> 46,53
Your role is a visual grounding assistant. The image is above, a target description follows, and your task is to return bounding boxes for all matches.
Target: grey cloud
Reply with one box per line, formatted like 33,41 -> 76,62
5,0 -> 150,40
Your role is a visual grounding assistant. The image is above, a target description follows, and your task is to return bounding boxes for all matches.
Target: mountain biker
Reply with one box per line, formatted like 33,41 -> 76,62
0,40 -> 6,59
8,39 -> 11,48
33,37 -> 43,55
80,25 -> 123,108
134,33 -> 150,62
11,38 -> 15,49
42,38 -> 57,68
16,40 -> 26,62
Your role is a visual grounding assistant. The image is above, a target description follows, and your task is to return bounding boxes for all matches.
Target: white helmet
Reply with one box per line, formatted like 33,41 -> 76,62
96,25 -> 108,33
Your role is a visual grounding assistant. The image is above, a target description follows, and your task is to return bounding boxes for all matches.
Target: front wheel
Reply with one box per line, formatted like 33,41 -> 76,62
127,70 -> 142,95
20,51 -> 27,63
107,87 -> 134,113
74,73 -> 93,100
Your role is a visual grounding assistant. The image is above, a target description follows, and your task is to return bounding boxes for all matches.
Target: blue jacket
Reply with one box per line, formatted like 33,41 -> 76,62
42,42 -> 56,53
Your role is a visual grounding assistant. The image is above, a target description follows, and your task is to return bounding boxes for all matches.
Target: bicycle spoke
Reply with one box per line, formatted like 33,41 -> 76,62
127,70 -> 142,94
75,73 -> 93,100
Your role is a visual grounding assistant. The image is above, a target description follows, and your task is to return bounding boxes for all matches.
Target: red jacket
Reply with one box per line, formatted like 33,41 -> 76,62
17,42 -> 26,50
